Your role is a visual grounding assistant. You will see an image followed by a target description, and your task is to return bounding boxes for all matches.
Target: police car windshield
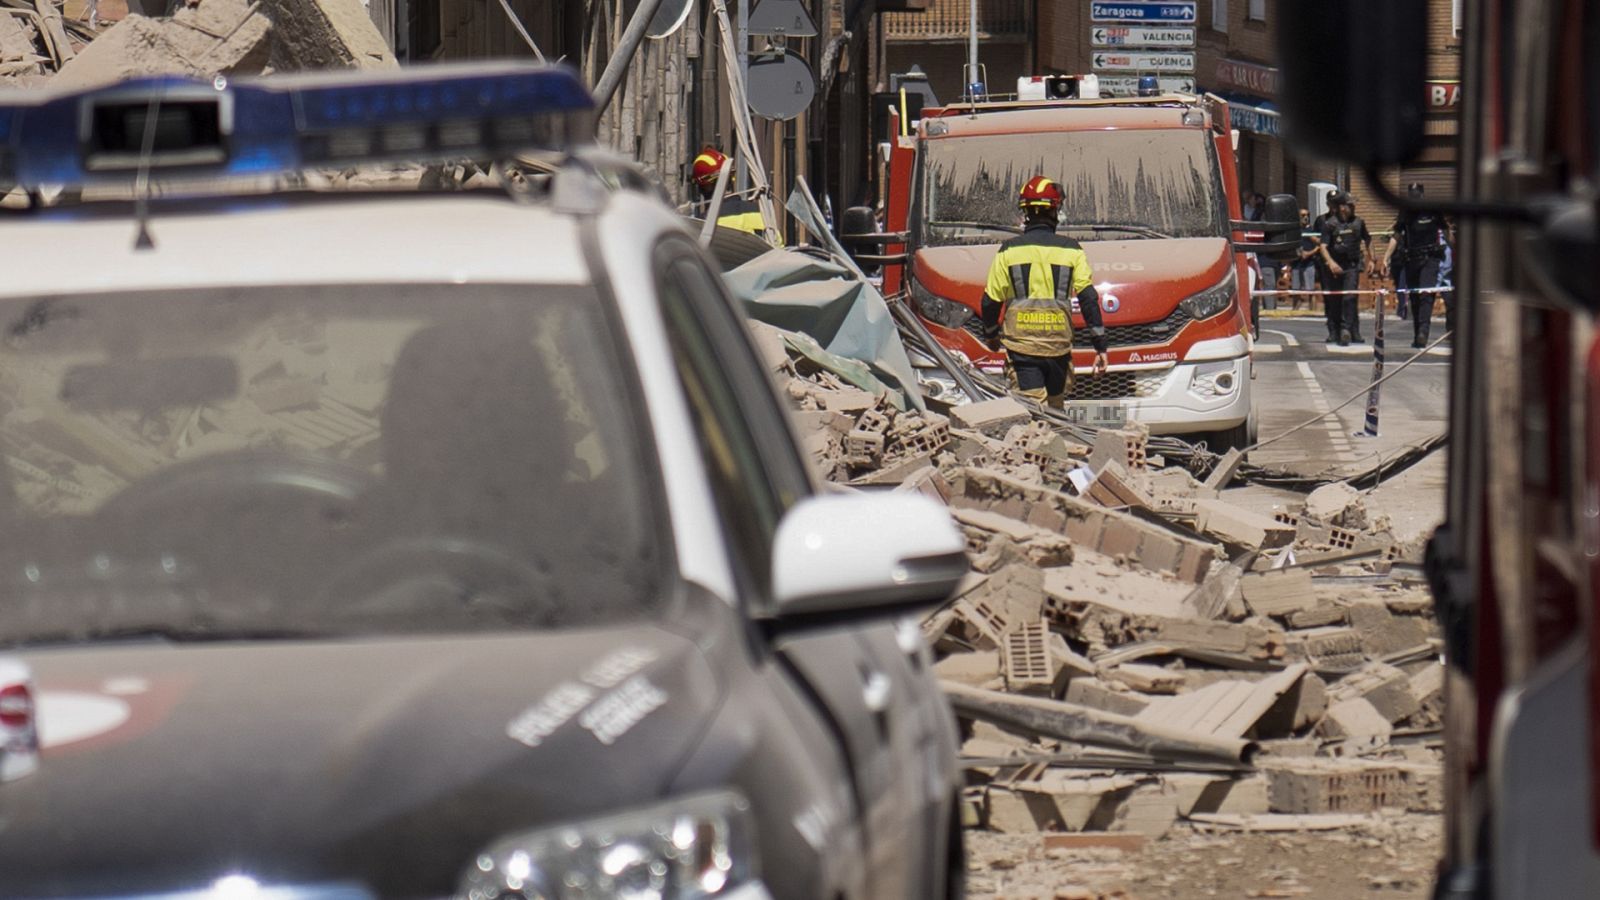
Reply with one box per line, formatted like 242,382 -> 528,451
0,284 -> 665,647
921,128 -> 1225,246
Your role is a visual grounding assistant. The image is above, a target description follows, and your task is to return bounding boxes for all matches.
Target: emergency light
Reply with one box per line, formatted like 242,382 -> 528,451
0,62 -> 595,188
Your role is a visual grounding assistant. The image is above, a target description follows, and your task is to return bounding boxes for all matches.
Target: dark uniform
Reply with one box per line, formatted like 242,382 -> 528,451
1321,212 -> 1371,344
1390,208 -> 1447,346
980,223 -> 1108,406
1312,207 -> 1337,341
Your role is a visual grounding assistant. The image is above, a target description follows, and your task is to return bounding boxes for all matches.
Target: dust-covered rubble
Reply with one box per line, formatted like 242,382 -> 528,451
765,320 -> 1444,867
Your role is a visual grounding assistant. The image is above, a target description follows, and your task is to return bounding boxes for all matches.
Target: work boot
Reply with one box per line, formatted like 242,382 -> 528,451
1339,328 -> 1351,347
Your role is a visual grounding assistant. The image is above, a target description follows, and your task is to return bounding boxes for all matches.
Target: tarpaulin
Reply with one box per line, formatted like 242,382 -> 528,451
723,248 -> 926,411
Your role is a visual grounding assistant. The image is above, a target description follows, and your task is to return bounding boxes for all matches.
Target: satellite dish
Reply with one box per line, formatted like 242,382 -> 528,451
621,0 -> 694,39
746,53 -> 816,121
748,0 -> 818,37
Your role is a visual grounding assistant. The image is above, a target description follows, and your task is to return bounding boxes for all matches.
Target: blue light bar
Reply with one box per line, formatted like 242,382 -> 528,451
0,62 -> 595,188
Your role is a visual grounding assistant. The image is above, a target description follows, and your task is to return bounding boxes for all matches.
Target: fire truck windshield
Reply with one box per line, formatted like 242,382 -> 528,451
920,128 -> 1225,246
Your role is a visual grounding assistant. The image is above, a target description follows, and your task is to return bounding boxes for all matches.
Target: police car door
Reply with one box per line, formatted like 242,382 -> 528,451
652,239 -> 945,898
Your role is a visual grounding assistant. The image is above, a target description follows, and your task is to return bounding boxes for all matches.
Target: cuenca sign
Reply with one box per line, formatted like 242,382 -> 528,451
1093,51 -> 1195,74
1090,2 -> 1197,24
1427,81 -> 1462,108
1213,58 -> 1279,98
1091,25 -> 1196,48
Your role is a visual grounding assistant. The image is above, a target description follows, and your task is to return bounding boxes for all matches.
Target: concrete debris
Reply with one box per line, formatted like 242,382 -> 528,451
765,326 -> 1441,843
15,0 -> 396,90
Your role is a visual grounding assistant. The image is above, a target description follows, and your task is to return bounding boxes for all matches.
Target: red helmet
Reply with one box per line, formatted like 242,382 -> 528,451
692,147 -> 729,188
1018,175 -> 1063,212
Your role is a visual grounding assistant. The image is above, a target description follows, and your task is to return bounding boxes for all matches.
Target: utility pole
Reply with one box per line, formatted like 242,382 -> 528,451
736,0 -> 750,192
967,0 -> 978,97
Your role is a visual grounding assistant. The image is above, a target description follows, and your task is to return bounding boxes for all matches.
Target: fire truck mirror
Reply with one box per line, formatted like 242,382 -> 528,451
840,206 -> 877,240
1276,0 -> 1426,167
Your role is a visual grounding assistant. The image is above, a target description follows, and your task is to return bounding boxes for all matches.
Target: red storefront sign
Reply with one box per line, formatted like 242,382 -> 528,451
1213,58 -> 1278,98
1428,81 -> 1462,108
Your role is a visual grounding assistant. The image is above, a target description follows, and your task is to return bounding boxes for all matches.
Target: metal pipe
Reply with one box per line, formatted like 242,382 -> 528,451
967,0 -> 977,92
593,0 -> 670,115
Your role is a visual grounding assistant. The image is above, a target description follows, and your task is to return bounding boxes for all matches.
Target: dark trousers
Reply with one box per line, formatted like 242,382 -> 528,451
1404,257 -> 1441,345
1324,266 -> 1361,341
1007,350 -> 1073,406
1318,266 -> 1339,339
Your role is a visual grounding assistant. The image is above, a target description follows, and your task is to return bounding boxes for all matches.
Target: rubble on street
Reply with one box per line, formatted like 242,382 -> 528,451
0,0 -> 394,88
760,318 -> 1444,872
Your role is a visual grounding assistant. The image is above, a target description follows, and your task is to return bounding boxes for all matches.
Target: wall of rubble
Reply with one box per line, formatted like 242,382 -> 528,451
760,318 -> 1444,845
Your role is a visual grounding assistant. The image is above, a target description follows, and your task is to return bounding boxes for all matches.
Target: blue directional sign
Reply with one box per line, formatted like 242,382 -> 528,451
1090,2 -> 1198,24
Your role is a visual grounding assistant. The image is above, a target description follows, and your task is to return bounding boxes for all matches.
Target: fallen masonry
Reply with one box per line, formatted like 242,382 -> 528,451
766,327 -> 1443,843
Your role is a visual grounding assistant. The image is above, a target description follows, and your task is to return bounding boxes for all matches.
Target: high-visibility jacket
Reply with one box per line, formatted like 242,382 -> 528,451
981,224 -> 1103,358
714,196 -> 768,236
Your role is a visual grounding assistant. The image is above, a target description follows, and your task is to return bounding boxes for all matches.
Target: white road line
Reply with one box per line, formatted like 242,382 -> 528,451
1324,344 -> 1371,355
1263,329 -> 1299,348
1296,361 -> 1358,460
1254,344 -> 1283,354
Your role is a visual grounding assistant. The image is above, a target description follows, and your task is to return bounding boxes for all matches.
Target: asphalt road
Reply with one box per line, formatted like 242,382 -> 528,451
1238,312 -> 1451,541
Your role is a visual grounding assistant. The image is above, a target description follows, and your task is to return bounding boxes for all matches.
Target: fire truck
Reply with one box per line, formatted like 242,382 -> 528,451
849,74 -> 1281,449
1274,1 -> 1600,896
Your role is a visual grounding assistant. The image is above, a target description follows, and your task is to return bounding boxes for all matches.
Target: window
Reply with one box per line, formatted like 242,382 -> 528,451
655,240 -> 809,602
1248,0 -> 1265,21
1213,0 -> 1229,32
1451,0 -> 1462,36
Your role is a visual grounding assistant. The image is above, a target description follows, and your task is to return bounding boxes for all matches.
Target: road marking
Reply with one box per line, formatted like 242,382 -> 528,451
1325,344 -> 1371,355
1296,361 -> 1358,461
1254,344 -> 1283,354
1263,328 -> 1299,348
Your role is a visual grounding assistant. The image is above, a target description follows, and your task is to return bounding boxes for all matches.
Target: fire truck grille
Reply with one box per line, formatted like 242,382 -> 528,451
1065,370 -> 1169,401
1101,307 -> 1193,347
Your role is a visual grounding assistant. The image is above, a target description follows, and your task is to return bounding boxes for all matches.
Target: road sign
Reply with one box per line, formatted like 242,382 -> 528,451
1092,51 -> 1195,74
1097,75 -> 1196,96
1090,2 -> 1197,24
1091,25 -> 1195,47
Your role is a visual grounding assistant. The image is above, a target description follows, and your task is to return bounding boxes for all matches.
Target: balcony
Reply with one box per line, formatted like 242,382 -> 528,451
883,0 -> 1029,42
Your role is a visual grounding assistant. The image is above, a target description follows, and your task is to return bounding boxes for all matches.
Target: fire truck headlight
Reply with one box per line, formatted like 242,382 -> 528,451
1178,275 -> 1237,321
909,278 -> 978,331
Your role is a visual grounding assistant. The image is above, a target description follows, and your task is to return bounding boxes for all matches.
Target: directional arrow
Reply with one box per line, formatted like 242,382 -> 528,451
1093,28 -> 1108,42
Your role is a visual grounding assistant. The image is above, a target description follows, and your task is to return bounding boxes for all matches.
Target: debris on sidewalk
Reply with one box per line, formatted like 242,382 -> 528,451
764,324 -> 1444,847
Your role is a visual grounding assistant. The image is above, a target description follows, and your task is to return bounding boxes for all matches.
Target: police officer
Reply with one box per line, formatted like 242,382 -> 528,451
979,176 -> 1109,409
1318,192 -> 1373,346
1382,183 -> 1449,347
691,146 -> 768,236
1311,188 -> 1341,342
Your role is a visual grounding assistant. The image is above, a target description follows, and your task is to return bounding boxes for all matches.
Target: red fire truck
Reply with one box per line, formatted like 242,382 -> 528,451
860,76 -> 1275,448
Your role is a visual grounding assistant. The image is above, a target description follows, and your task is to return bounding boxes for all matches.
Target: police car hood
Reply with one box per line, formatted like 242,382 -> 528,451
0,628 -> 719,896
913,237 -> 1233,322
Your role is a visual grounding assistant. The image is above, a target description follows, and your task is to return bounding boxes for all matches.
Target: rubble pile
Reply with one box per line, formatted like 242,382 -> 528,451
1,0 -> 394,88
765,322 -> 1444,844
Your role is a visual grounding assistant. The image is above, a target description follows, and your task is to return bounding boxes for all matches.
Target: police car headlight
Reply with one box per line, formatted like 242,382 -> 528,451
459,791 -> 759,900
1178,275 -> 1237,321
910,278 -> 978,331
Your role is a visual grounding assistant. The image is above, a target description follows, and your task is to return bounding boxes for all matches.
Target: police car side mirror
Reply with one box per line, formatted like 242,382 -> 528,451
1276,0 -> 1425,166
764,493 -> 968,636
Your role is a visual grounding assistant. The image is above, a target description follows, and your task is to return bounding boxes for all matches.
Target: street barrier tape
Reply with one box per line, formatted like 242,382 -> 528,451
1251,286 -> 1454,296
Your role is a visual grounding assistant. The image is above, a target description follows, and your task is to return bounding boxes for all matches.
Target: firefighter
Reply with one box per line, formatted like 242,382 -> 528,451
691,146 -> 767,236
978,176 -> 1109,409
1318,191 -> 1373,346
1382,182 -> 1449,347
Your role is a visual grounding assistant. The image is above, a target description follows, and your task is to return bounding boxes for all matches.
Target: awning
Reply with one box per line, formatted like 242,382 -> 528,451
1214,92 -> 1281,138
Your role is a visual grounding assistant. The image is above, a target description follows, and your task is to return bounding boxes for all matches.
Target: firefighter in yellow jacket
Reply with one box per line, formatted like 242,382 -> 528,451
980,176 -> 1109,408
692,146 -> 768,236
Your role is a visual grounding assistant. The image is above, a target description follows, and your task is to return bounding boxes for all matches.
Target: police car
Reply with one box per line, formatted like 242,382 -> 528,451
0,64 -> 968,899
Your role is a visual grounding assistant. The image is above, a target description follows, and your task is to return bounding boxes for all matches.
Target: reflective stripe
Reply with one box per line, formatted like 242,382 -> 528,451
1009,264 -> 1030,304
